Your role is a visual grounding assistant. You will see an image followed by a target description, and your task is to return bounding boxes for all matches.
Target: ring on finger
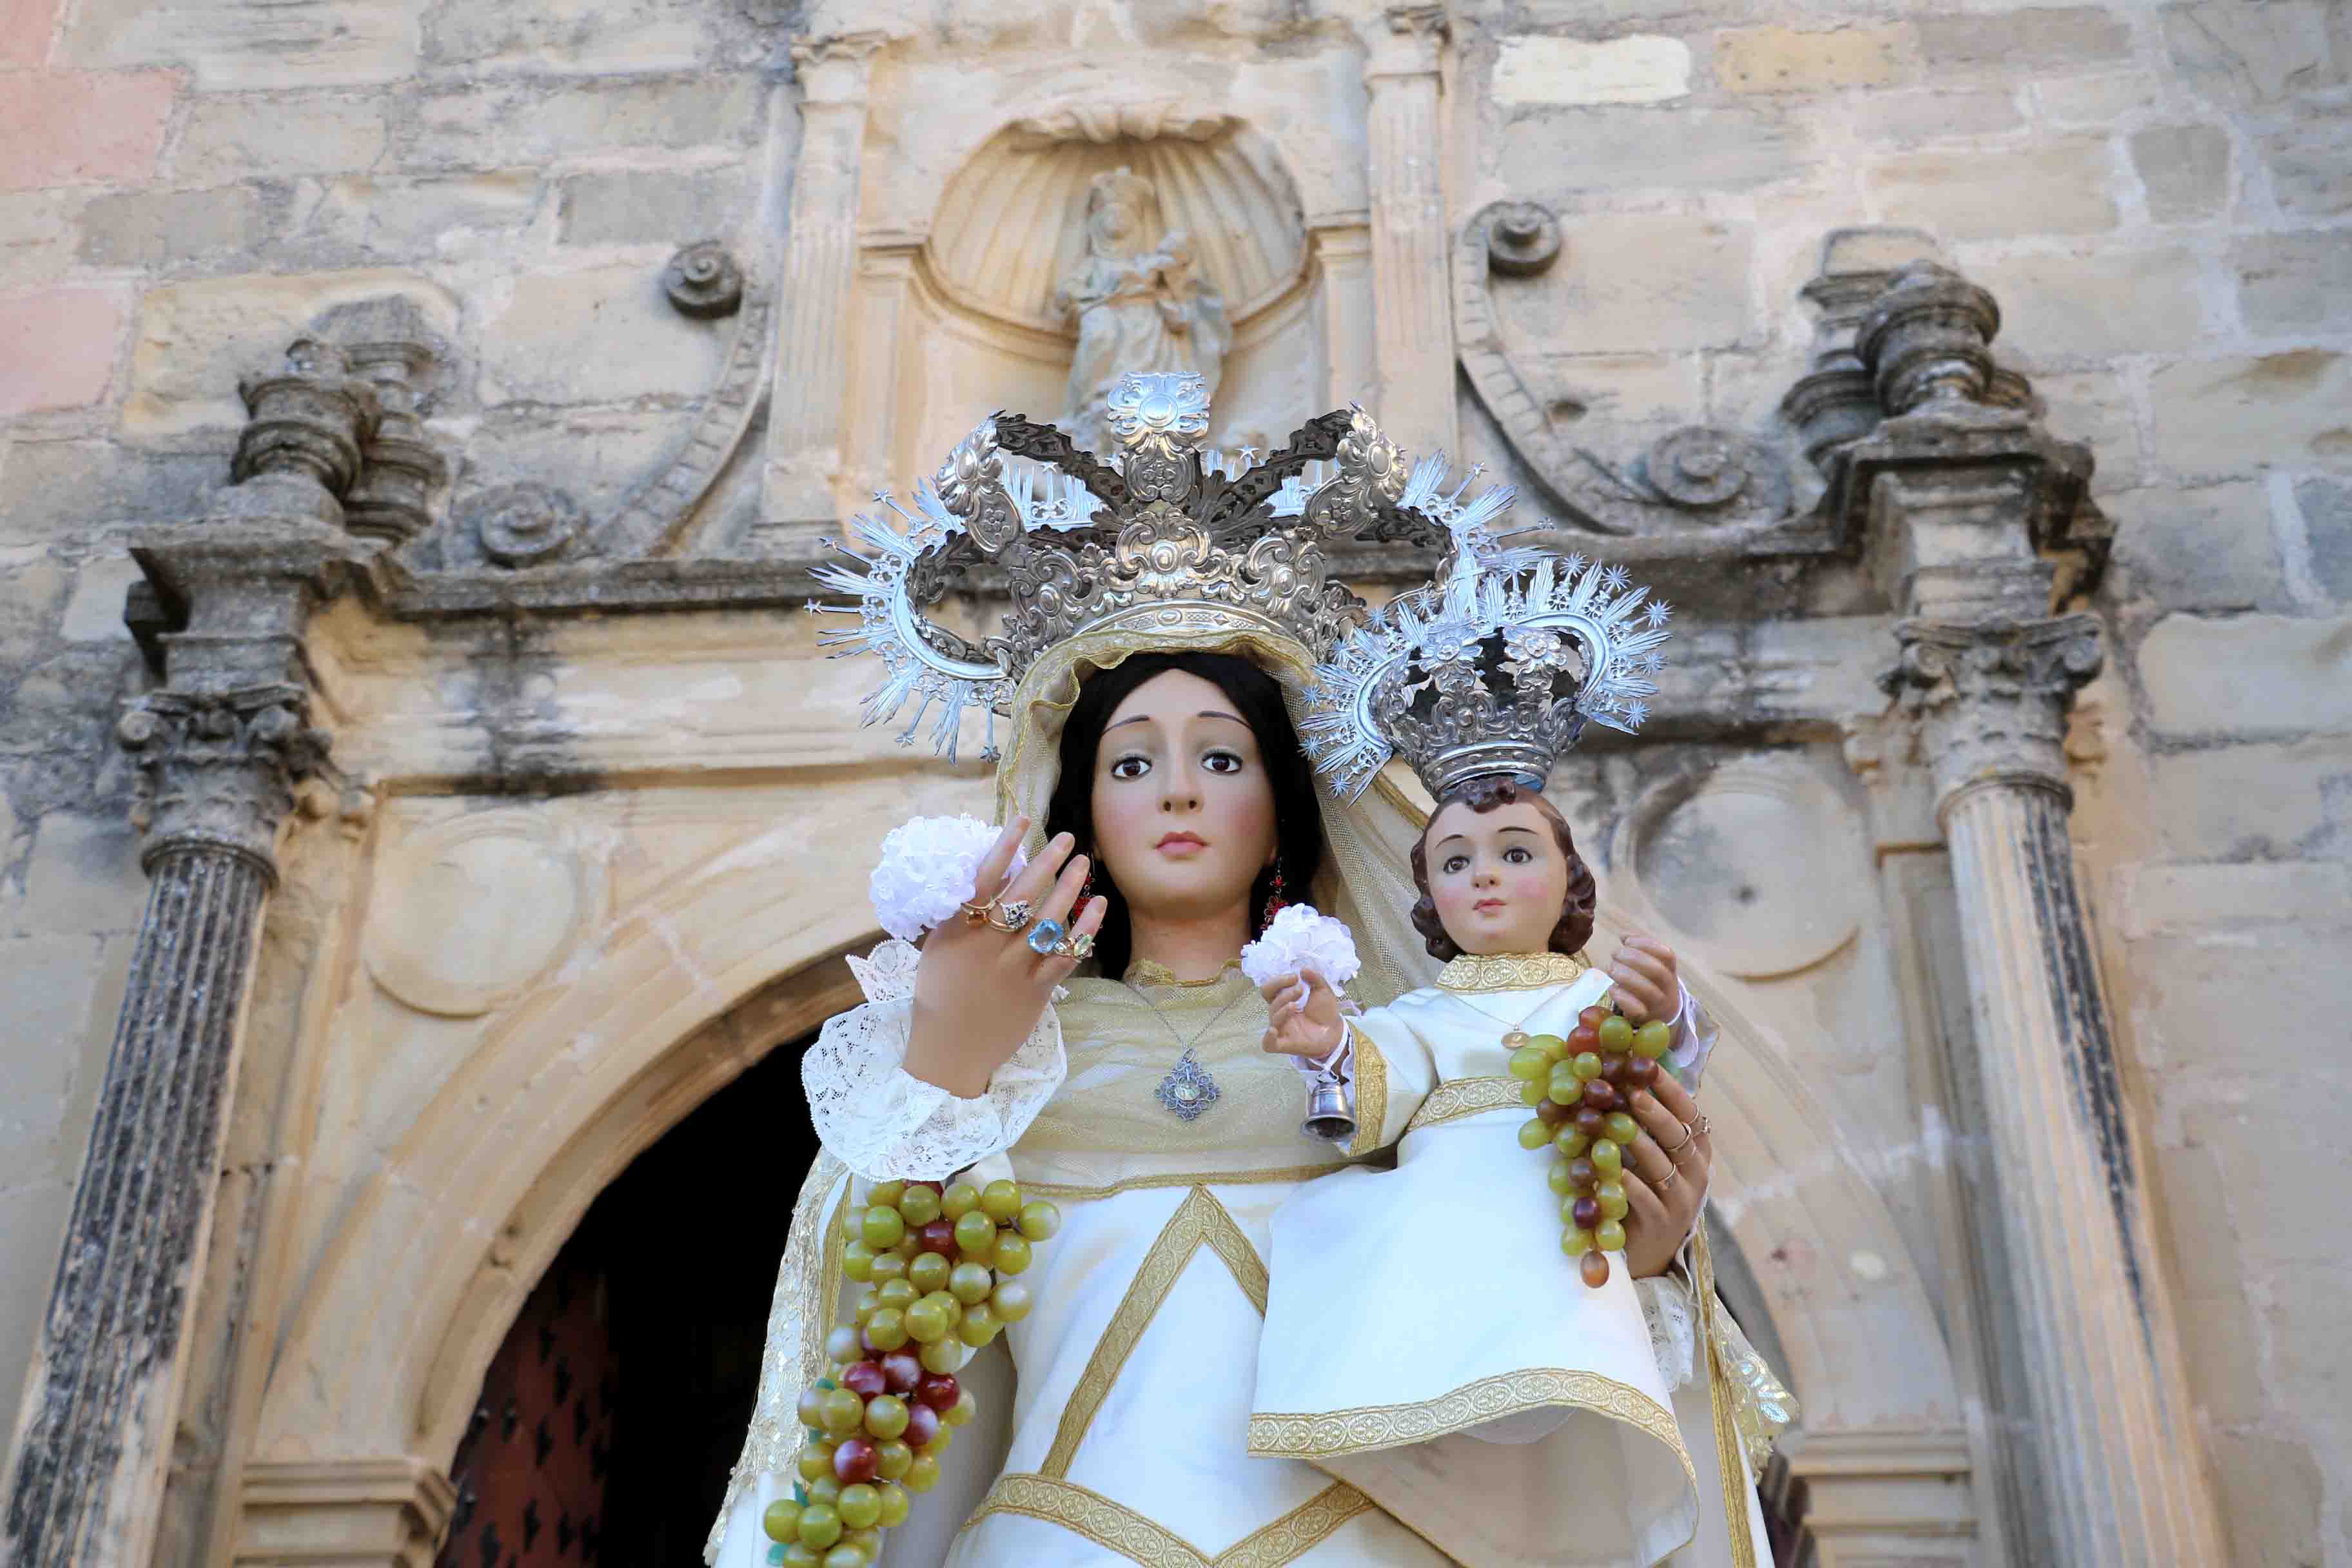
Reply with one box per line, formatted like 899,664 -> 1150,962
1052,928 -> 1095,961
1661,1121 -> 1698,1155
1654,1165 -> 1681,1192
959,897 -> 995,928
986,899 -> 1034,934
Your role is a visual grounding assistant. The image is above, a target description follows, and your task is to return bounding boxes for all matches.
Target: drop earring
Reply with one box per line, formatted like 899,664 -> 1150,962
1260,859 -> 1286,930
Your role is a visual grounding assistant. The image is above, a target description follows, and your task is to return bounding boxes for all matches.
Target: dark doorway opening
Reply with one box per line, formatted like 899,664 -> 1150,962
436,1034 -> 818,1568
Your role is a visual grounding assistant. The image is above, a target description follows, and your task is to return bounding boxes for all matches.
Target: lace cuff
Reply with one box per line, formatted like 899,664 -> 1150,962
799,940 -> 1066,1181
1636,1271 -> 1701,1390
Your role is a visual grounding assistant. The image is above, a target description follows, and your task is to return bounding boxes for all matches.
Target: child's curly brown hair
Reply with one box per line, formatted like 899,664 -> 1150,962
1408,777 -> 1597,960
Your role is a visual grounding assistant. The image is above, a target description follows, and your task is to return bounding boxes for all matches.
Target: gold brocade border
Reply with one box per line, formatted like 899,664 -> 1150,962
1693,1229 -> 1763,1568
1435,950 -> 1592,992
1042,1186 -> 1268,1478
1246,1366 -> 1694,1488
1021,1164 -> 1344,1203
1344,1023 -> 1388,1157
965,1474 -> 1377,1567
1400,1075 -> 1523,1134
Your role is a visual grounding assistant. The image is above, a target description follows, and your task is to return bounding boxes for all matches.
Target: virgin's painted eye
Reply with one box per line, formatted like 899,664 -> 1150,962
1203,750 -> 1244,775
1109,756 -> 1151,781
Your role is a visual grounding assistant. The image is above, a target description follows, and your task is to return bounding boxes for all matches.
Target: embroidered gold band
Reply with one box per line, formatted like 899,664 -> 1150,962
1019,1164 -> 1346,1202
1435,949 -> 1592,992
1042,1186 -> 1267,1478
1248,1365 -> 1693,1487
1694,1229 -> 1763,1568
1344,1025 -> 1388,1157
965,1473 -> 1376,1567
1400,1075 -> 1525,1135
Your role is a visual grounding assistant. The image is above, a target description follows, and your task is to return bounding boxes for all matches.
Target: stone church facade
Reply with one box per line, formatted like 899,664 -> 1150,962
1,0 -> 2346,1564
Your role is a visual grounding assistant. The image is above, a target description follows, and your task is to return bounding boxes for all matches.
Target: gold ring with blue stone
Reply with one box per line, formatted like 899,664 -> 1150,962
1025,917 -> 1066,956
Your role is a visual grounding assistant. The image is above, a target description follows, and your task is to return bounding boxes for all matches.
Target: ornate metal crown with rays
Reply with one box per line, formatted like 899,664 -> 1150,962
810,370 -> 1531,760
1299,549 -> 1673,803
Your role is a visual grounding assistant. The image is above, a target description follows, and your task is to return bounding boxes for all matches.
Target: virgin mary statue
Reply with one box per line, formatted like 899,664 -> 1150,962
708,374 -> 1786,1566
1056,168 -> 1230,455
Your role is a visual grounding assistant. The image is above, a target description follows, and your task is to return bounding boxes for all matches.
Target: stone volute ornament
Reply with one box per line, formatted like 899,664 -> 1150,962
664,240 -> 746,319
3,328 -> 388,1568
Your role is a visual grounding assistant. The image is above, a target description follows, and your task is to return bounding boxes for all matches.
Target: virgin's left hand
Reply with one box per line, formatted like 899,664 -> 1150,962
1619,1069 -> 1712,1280
1607,934 -> 1681,1024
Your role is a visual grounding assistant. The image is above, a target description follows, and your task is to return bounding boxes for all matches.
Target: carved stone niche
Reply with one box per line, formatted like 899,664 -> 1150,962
887,108 -> 1316,470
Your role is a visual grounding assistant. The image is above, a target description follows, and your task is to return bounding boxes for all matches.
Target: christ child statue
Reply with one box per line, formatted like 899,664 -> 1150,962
1244,775 -> 1718,1567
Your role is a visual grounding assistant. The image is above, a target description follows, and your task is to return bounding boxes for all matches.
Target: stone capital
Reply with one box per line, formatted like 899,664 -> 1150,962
790,30 -> 888,105
236,1458 -> 456,1568
1364,5 -> 1446,79
1881,612 -> 2103,816
117,683 -> 329,881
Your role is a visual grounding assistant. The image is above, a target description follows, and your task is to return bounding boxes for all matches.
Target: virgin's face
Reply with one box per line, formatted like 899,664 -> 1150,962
1089,669 -> 1278,924
1424,797 -> 1570,956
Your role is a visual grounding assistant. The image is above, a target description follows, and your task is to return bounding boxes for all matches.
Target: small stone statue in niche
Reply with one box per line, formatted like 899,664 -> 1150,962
1055,167 -> 1231,453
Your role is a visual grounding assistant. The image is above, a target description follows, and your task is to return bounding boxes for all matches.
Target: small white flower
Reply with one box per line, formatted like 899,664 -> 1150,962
868,814 -> 1029,943
1240,904 -> 1363,994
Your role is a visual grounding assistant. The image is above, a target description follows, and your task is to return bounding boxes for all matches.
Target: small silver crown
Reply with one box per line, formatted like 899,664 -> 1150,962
811,371 -> 1523,760
1300,551 -> 1672,801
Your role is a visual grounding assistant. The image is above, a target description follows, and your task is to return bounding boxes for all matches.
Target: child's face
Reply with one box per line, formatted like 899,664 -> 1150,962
1424,797 -> 1571,956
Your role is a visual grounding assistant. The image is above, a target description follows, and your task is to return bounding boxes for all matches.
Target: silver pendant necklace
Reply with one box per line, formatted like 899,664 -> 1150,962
1126,976 -> 1251,1122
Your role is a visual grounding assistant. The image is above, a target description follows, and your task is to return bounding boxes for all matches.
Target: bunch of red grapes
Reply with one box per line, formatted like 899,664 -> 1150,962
1510,1003 -> 1674,1287
763,1176 -> 1061,1567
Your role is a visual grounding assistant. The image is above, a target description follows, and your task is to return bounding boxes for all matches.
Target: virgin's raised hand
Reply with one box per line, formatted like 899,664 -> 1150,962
905,817 -> 1104,1097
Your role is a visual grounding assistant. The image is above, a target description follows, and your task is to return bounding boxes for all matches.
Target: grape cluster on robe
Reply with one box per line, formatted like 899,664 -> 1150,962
1509,1005 -> 1674,1287
767,1178 -> 1061,1567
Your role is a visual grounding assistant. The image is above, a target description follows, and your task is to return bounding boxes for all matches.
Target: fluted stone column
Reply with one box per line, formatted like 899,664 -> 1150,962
1360,5 -> 1456,455
761,30 -> 887,539
1852,264 -> 2228,1567
3,342 -> 378,1568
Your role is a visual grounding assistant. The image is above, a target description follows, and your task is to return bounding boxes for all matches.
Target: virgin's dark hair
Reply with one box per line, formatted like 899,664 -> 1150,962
1408,777 -> 1597,960
1043,651 -> 1323,979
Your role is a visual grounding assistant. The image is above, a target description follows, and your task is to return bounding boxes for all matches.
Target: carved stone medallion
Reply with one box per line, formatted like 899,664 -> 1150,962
362,808 -> 600,1017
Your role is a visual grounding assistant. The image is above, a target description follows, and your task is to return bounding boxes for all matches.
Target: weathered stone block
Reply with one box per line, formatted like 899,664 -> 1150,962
2210,1418 -> 2324,1563
170,92 -> 389,183
1919,7 -> 2132,72
2115,860 -> 2349,938
2137,611 -> 2352,735
2233,232 -> 2352,335
2033,368 -> 2142,491
0,69 -> 176,190
56,551 -> 142,644
62,0 -> 421,88
2147,351 -> 2352,476
2130,124 -> 2230,222
1489,214 -> 1752,355
123,270 -> 458,436
1970,246 -> 2207,360
77,182 -> 285,272
0,1185 -> 74,1464
2106,481 -> 2285,612
0,190 -> 81,286
0,556 -> 66,662
422,0 -> 715,74
557,168 -> 749,248
1850,85 -> 2023,145
2029,71 -> 2162,128
1,0 -> 58,65
2142,736 -> 2352,861
2295,476 -> 2352,603
14,810 -> 144,937
2254,101 -> 2352,217
1714,23 -> 1914,94
0,286 -> 128,418
477,262 -> 725,406
0,439 -> 217,544
1865,138 -> 2118,240
2160,0 -> 2343,106
293,174 -> 543,264
400,76 -> 763,168
1499,104 -> 1805,197
1491,34 -> 1690,106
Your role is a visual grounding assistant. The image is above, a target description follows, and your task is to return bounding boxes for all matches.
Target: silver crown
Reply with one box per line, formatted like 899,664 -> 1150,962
1300,551 -> 1672,801
812,371 -> 1524,760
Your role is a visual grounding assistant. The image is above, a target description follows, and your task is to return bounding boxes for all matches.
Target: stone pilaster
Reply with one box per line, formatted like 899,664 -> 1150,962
1843,262 -> 2228,1568
1360,6 -> 1456,456
2,342 -> 378,1568
760,30 -> 888,542
233,1460 -> 456,1568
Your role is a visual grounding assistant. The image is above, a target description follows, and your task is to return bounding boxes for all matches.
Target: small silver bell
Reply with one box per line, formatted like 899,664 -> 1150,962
1302,1073 -> 1356,1144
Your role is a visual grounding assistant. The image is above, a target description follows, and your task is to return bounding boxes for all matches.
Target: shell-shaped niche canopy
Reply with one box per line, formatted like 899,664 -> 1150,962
926,105 -> 1309,335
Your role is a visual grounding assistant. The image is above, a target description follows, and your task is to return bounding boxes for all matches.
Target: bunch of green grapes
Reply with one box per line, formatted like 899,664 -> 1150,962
765,1177 -> 1061,1566
1509,1004 -> 1674,1287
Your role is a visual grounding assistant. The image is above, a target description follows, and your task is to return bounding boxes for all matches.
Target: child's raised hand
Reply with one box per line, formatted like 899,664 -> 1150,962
1606,934 -> 1681,1024
1259,968 -> 1346,1060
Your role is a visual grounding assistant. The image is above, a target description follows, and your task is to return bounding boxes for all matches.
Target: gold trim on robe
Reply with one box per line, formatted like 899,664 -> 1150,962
1343,1024 -> 1389,1158
1398,1075 -> 1523,1134
1247,1366 -> 1692,1476
1434,950 -> 1591,992
1021,1165 -> 1360,1203
972,1475 -> 1377,1567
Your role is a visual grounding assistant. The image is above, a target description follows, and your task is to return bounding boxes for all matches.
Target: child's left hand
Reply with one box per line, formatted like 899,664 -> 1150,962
1259,969 -> 1346,1060
1606,934 -> 1681,1024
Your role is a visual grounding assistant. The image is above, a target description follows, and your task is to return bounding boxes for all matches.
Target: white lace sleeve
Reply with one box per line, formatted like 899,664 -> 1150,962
1636,1270 -> 1701,1389
799,940 -> 1066,1181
